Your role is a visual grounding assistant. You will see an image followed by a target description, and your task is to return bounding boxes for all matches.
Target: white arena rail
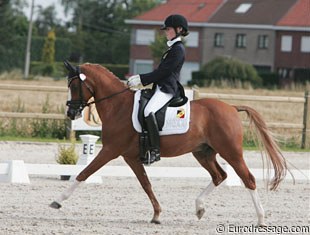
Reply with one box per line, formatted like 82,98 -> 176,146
0,160 -> 308,185
0,135 -> 308,185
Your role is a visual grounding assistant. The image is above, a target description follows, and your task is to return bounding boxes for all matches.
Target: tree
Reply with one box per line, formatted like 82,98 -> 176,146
60,0 -> 161,64
0,0 -> 29,71
42,29 -> 55,64
149,32 -> 167,64
41,29 -> 56,75
34,5 -> 60,36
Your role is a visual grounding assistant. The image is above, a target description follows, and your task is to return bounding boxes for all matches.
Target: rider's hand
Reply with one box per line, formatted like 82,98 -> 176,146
127,74 -> 141,87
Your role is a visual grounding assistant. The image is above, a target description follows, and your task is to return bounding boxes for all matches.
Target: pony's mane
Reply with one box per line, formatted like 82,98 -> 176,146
81,63 -> 120,81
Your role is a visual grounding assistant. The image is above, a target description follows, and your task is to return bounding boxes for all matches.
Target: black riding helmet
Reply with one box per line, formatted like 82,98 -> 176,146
161,14 -> 189,37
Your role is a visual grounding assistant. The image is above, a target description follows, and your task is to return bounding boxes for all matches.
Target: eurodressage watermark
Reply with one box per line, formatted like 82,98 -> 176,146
215,224 -> 310,234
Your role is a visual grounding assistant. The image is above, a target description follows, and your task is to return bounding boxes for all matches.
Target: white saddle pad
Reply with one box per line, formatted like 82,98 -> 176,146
132,90 -> 190,136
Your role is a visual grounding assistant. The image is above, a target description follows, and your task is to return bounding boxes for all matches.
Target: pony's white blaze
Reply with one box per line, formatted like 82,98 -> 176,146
67,89 -> 72,103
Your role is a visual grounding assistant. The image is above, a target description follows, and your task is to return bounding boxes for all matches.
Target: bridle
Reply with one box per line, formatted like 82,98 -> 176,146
66,67 -> 129,118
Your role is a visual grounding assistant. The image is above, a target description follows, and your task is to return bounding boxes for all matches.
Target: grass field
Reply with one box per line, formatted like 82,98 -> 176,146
0,75 -> 308,148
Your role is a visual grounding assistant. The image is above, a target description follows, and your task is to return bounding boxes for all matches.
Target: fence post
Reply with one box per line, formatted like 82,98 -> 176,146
66,119 -> 76,141
192,85 -> 200,100
301,91 -> 310,149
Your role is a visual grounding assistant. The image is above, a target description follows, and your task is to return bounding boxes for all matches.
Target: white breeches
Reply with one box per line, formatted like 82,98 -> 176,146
144,85 -> 173,117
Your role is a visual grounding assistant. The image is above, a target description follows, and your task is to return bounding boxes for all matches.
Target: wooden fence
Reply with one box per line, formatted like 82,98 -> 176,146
0,84 -> 309,148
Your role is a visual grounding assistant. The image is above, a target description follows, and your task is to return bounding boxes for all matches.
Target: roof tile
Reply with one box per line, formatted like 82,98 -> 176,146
277,0 -> 310,27
134,0 -> 224,23
208,0 -> 297,25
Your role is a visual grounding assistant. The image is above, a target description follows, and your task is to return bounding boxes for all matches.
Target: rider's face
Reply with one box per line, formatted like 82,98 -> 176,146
164,27 -> 176,40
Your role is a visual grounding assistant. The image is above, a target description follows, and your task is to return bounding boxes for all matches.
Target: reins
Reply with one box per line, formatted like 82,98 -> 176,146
86,87 -> 130,106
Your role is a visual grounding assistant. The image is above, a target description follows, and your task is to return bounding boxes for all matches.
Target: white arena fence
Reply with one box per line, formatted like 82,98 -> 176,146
0,135 -> 308,185
0,160 -> 307,185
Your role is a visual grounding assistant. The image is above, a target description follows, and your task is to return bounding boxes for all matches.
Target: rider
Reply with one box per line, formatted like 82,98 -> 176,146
127,14 -> 189,164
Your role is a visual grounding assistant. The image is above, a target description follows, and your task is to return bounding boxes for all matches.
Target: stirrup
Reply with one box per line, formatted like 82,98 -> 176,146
141,149 -> 160,165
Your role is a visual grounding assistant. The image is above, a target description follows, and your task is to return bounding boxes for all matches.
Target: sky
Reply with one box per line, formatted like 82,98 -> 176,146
23,0 -> 72,22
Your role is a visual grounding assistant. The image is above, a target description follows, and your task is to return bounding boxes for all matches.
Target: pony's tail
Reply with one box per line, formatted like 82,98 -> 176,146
235,105 -> 288,190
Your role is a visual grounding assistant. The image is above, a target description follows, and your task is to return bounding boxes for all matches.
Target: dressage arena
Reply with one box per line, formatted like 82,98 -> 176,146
0,141 -> 309,235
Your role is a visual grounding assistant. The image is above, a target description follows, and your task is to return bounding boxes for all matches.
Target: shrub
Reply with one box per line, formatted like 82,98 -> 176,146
56,142 -> 78,165
31,119 -> 66,139
259,72 -> 279,89
199,56 -> 263,87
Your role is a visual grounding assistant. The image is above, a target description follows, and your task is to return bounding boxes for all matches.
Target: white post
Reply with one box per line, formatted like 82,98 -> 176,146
71,134 -> 102,183
6,160 -> 30,184
24,0 -> 35,79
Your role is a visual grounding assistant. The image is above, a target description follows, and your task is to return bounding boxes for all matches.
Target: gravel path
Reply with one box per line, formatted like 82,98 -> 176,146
0,141 -> 309,235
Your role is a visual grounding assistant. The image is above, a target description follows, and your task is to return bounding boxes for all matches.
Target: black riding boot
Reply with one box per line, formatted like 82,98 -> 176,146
142,112 -> 160,165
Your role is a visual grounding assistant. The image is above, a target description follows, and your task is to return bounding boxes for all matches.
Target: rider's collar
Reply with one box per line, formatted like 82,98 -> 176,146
167,37 -> 181,47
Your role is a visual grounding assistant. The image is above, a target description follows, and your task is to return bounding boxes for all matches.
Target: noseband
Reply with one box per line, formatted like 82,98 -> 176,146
66,69 -> 130,115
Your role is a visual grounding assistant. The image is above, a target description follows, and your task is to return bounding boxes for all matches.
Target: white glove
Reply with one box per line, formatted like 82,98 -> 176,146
127,74 -> 141,87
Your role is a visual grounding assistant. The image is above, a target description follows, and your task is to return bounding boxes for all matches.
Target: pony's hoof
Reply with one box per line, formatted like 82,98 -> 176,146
151,219 -> 161,224
49,201 -> 62,209
196,208 -> 205,220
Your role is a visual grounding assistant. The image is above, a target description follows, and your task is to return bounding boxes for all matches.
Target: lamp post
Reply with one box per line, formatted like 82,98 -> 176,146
24,0 -> 35,79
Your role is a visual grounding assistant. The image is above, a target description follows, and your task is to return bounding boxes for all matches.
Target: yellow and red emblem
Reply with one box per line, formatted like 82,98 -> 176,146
177,108 -> 185,119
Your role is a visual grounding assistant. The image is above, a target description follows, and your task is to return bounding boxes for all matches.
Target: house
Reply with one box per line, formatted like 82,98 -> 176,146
126,0 -> 310,84
275,0 -> 310,84
206,0 -> 299,73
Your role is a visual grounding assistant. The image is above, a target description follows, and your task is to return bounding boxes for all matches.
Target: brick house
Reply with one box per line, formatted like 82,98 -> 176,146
126,0 -> 310,84
275,0 -> 310,84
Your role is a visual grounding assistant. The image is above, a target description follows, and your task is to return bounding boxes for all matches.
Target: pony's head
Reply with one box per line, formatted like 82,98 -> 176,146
64,60 -> 94,120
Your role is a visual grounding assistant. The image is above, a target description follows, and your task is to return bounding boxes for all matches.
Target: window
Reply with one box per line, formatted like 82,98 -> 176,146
133,60 -> 153,74
135,29 -> 155,45
236,34 -> 246,48
258,35 -> 269,49
281,35 -> 292,52
301,36 -> 310,52
214,33 -> 224,47
235,3 -> 252,13
185,31 -> 199,47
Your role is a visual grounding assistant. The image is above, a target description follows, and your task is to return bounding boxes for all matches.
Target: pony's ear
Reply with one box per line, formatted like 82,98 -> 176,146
63,60 -> 76,73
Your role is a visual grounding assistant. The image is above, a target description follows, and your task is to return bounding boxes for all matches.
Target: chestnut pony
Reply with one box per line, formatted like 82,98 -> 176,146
50,62 -> 287,226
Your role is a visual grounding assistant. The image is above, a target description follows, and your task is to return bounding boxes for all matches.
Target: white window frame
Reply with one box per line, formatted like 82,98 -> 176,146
281,35 -> 292,52
236,34 -> 246,48
258,35 -> 269,49
135,29 -> 155,45
185,31 -> 199,47
214,33 -> 224,47
301,36 -> 310,52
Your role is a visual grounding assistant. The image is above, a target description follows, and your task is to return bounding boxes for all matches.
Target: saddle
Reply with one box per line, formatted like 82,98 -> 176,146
135,88 -> 189,162
137,88 -> 188,131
